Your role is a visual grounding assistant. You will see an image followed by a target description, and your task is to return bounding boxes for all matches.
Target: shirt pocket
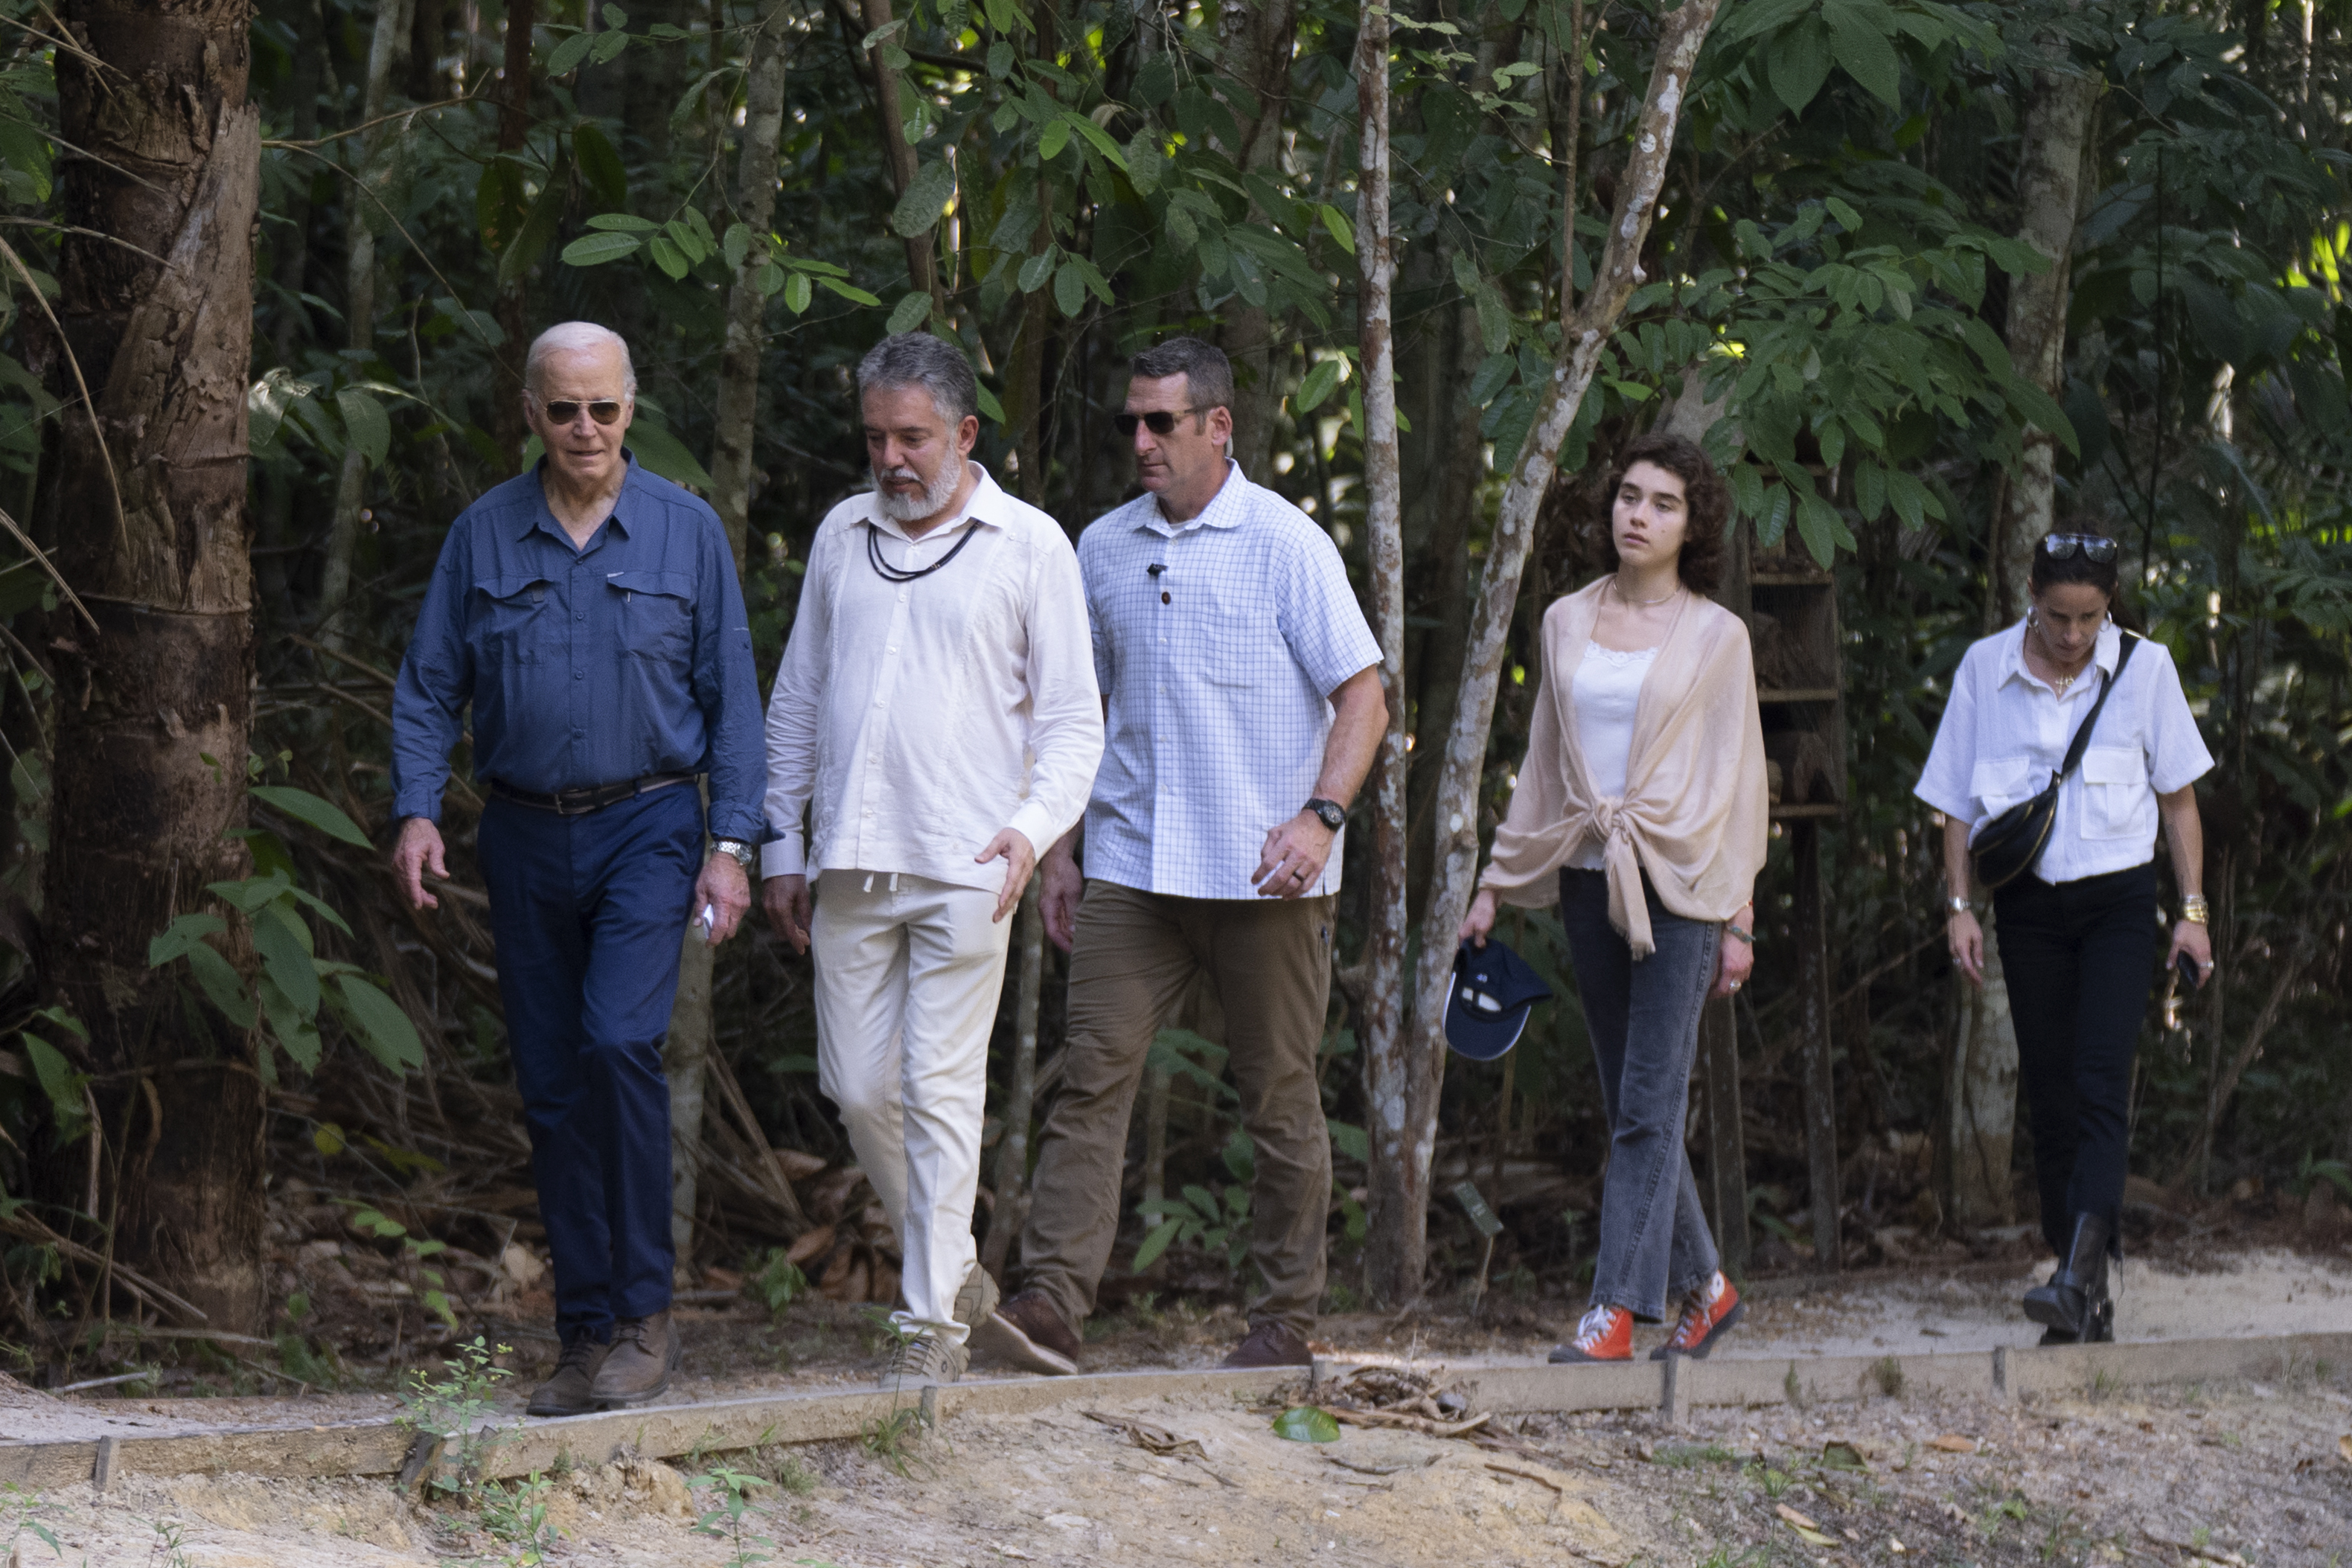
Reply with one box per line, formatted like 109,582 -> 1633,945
1969,755 -> 2036,818
470,576 -> 552,668
1201,604 -> 1276,688
2079,745 -> 2151,839
607,570 -> 695,665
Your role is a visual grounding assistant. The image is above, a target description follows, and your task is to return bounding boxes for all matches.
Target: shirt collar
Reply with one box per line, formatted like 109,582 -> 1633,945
857,460 -> 1010,543
1138,459 -> 1247,537
1998,615 -> 2121,693
520,451 -> 645,545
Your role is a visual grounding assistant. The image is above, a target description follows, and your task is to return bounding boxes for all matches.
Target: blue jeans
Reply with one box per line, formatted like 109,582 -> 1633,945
479,784 -> 701,1342
1559,868 -> 1722,1321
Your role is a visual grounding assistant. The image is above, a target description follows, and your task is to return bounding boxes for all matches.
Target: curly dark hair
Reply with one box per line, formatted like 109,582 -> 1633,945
1597,432 -> 1731,596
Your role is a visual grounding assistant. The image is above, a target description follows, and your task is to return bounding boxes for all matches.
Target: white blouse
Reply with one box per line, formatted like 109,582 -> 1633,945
1567,642 -> 1658,870
1914,619 -> 2213,885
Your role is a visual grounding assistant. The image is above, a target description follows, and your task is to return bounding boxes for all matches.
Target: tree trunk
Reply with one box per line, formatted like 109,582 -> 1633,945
856,0 -> 942,310
1367,0 -> 1724,1304
1212,0 -> 1298,481
491,0 -> 537,471
1940,924 -> 2019,1226
43,0 -> 263,1331
319,0 -> 414,654
1351,0 -> 1414,1306
981,880 -> 1045,1276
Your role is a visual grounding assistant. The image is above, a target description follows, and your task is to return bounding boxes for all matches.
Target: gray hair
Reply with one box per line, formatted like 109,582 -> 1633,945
856,332 -> 978,427
1129,336 -> 1234,424
523,321 -> 637,398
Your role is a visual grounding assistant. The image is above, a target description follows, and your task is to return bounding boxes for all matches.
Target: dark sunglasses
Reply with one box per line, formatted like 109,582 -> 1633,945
2039,533 -> 2118,562
1113,406 -> 1204,437
541,397 -> 627,426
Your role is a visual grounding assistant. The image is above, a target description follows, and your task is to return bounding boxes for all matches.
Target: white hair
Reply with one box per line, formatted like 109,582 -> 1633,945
523,321 -> 637,399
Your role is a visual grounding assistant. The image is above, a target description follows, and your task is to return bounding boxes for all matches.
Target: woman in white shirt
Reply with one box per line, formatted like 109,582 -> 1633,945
1462,433 -> 1768,1366
1916,531 -> 2214,1343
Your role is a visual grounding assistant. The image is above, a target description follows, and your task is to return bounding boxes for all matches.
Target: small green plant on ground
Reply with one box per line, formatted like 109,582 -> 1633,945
860,1404 -> 930,1479
147,1515 -> 192,1568
691,1462 -> 778,1567
1741,1460 -> 1795,1500
396,1336 -> 516,1498
339,1199 -> 458,1331
3,1483 -> 59,1561
746,1248 -> 808,1317
478,1471 -> 556,1565
1653,1442 -> 1739,1468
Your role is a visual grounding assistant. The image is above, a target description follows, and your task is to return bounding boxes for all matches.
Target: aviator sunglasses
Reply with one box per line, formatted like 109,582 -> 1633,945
1113,406 -> 1204,438
2039,533 -> 2118,562
539,397 -> 627,426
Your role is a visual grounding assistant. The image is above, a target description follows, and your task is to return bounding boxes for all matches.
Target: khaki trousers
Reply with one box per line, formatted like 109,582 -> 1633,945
1017,880 -> 1334,1337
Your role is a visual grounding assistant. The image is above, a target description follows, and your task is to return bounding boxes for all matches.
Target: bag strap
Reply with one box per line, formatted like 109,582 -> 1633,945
2056,630 -> 2140,782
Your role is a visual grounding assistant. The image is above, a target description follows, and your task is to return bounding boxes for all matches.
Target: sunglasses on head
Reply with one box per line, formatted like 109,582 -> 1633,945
1113,406 -> 1204,437
2039,533 -> 2118,562
540,397 -> 627,427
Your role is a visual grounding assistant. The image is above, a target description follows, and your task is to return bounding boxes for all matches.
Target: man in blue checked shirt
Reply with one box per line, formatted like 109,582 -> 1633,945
389,322 -> 762,1416
974,337 -> 1384,1375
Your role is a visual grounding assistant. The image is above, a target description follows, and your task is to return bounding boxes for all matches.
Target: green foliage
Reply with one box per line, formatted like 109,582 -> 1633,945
1270,1406 -> 1341,1443
397,1336 -> 516,1497
746,1247 -> 808,1317
690,1463 -> 779,1567
343,1202 -> 458,1329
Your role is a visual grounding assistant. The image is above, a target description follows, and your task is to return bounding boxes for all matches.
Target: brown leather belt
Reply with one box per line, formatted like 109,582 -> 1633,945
489,772 -> 697,816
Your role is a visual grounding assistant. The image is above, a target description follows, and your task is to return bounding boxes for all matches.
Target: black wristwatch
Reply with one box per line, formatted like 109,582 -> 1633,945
1305,798 -> 1347,832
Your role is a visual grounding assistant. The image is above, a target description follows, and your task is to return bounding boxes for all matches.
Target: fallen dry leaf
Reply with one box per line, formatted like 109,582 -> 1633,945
1775,1503 -> 1822,1532
2339,1433 -> 2351,1465
1889,1540 -> 1908,1555
1927,1434 -> 1978,1453
1821,1438 -> 1872,1470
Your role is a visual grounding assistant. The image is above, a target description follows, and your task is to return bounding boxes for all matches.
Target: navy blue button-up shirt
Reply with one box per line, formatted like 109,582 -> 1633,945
391,455 -> 764,842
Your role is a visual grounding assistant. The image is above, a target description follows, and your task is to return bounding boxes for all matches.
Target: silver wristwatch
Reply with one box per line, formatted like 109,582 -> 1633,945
712,838 -> 755,871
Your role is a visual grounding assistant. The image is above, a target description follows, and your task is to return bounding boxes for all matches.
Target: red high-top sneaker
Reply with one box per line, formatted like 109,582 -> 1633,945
1652,1271 -> 1744,1360
1548,1303 -> 1634,1364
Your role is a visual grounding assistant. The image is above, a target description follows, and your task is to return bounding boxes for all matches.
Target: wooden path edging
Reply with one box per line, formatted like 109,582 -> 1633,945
2,1331 -> 2346,1491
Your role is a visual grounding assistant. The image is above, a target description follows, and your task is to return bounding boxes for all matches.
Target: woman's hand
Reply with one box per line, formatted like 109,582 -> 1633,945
1709,927 -> 1753,999
2167,918 -> 2214,988
1460,888 -> 1499,947
1948,908 -> 1986,988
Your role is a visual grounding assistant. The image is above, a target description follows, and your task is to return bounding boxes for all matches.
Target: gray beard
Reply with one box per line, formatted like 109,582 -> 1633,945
873,459 -> 965,522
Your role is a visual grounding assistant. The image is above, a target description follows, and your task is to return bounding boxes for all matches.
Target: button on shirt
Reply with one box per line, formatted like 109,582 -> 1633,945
761,463 -> 1103,892
390,455 -> 765,841
1080,461 -> 1381,900
1915,618 -> 2214,885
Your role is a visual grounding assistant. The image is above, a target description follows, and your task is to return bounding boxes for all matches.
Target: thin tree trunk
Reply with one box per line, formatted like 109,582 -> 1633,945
319,0 -> 414,654
492,0 -> 537,471
1212,0 -> 1299,481
856,0 -> 942,310
43,0 -> 263,1331
982,880 -> 1045,1276
1369,0 -> 1724,1304
1351,0 -> 1413,1306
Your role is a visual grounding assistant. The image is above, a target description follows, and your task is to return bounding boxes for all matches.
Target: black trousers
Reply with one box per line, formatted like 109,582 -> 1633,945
1992,861 -> 2159,1258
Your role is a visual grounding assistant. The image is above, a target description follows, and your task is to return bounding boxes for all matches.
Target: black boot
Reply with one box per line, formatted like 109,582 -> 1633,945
2022,1213 -> 2111,1340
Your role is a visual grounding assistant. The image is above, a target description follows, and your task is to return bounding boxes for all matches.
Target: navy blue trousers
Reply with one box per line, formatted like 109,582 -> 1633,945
1993,861 -> 2159,1258
479,784 -> 700,1343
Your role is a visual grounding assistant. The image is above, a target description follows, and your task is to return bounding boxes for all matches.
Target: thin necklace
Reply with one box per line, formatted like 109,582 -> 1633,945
2028,624 -> 2090,693
1613,575 -> 1678,607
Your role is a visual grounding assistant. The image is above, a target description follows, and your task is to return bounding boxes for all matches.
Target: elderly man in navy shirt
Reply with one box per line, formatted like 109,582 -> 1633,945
390,321 -> 761,1415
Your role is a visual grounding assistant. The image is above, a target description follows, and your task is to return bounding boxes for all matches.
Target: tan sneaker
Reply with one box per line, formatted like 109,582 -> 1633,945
878,1328 -> 968,1394
588,1311 -> 681,1407
953,1261 -> 1000,1331
525,1335 -> 612,1417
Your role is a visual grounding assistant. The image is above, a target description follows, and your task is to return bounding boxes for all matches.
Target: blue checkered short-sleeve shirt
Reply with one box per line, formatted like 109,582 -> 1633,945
1077,461 -> 1380,900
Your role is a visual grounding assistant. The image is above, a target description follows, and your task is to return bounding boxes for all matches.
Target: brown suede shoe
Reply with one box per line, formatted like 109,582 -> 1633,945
971,1288 -> 1079,1377
1220,1319 -> 1312,1369
588,1311 -> 681,1407
525,1335 -> 612,1418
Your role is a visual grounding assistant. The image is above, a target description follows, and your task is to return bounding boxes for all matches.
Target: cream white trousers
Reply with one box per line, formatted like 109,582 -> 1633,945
811,871 -> 1012,1345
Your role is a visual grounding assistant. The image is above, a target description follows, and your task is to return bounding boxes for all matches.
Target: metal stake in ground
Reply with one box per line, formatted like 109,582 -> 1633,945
1453,1180 -> 1506,1315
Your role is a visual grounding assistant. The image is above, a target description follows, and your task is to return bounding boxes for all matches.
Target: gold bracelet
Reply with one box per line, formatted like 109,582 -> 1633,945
2180,894 -> 2208,925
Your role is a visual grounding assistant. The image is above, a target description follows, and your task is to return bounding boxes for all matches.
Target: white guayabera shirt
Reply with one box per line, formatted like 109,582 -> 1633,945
1915,618 -> 2214,885
1077,460 -> 1380,901
761,461 -> 1103,892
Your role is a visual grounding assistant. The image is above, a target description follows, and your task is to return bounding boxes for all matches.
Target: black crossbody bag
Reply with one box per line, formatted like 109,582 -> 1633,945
1969,633 -> 2139,892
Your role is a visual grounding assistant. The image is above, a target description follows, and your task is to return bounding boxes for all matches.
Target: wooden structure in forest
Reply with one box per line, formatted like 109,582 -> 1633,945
1700,521 -> 1847,1275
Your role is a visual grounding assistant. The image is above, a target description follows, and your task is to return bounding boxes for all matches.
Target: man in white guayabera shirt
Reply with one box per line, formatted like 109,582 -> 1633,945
761,333 -> 1102,1392
974,336 -> 1384,1375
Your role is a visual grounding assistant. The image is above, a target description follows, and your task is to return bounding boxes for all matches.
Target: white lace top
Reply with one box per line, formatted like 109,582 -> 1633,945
1567,643 -> 1659,869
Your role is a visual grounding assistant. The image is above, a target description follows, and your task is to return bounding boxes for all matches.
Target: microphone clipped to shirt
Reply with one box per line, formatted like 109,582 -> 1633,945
1148,562 -> 1169,604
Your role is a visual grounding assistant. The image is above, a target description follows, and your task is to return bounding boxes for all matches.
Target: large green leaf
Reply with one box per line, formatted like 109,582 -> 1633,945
148,911 -> 226,967
1129,1217 -> 1183,1272
250,900 -> 321,1016
334,974 -> 425,1075
626,422 -> 715,489
1294,357 -> 1343,415
1053,259 -> 1086,319
1271,1407 -> 1341,1443
574,122 -> 628,210
256,974 -> 322,1073
887,290 -> 932,335
249,786 -> 372,848
22,1034 -> 89,1145
561,231 -> 646,268
335,389 -> 390,467
1768,18 -> 1835,114
499,163 -> 570,288
889,159 -> 958,239
1826,1 -> 1902,106
183,942 -> 258,1031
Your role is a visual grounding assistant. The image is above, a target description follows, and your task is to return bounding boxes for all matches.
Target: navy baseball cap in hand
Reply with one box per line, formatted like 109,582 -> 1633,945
1444,938 -> 1554,1061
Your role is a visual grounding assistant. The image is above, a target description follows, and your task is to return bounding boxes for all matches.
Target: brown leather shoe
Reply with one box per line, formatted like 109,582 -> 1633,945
525,1334 -> 612,1417
588,1311 -> 681,1407
1220,1319 -> 1312,1369
971,1288 -> 1080,1376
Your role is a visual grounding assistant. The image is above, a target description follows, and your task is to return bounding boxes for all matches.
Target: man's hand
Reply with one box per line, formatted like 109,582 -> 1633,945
394,817 -> 448,910
1040,840 -> 1085,952
764,874 -> 811,955
694,853 -> 752,946
1252,811 -> 1335,898
977,828 -> 1038,924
